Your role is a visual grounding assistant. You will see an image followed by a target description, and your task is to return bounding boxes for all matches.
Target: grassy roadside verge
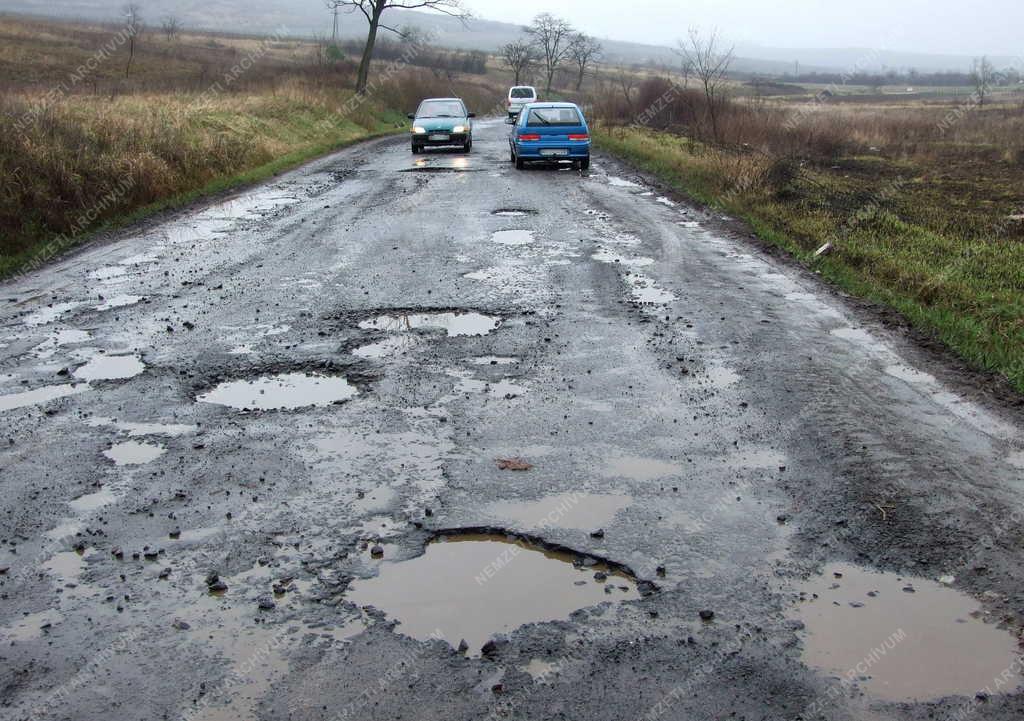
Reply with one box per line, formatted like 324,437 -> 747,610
595,126 -> 1024,394
1,86 -> 406,279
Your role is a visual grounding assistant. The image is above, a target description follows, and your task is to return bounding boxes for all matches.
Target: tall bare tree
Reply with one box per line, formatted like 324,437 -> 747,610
525,13 -> 574,95
337,1 -> 468,95
122,4 -> 143,78
568,33 -> 602,91
501,39 -> 536,86
676,28 -> 734,142
972,56 -> 996,107
160,15 -> 181,42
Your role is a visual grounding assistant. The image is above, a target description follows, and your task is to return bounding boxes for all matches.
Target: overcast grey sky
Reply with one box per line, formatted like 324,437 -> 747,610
462,0 -> 1023,56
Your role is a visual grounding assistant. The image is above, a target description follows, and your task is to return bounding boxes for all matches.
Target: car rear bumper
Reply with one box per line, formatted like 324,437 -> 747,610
513,140 -> 591,160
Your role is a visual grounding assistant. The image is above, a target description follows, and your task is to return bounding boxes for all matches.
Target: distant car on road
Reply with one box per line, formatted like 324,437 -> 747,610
506,86 -> 538,120
408,98 -> 475,154
509,102 -> 591,171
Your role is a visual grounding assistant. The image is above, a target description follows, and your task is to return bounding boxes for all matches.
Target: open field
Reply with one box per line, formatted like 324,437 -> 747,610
0,15 -> 503,277
594,84 -> 1024,391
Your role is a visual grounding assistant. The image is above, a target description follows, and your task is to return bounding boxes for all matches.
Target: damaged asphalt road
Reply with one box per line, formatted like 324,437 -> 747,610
1,118 -> 1023,720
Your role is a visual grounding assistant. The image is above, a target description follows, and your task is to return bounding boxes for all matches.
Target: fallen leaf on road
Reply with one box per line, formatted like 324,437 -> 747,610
496,458 -> 532,471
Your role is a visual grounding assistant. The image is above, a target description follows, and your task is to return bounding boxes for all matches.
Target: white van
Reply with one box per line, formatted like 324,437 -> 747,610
507,86 -> 537,119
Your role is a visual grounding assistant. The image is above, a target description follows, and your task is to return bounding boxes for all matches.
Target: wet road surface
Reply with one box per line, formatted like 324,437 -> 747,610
2,119 -> 1023,720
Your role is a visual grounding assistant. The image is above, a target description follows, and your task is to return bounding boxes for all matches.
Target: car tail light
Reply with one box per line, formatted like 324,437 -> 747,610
569,134 -> 590,141
518,133 -> 541,141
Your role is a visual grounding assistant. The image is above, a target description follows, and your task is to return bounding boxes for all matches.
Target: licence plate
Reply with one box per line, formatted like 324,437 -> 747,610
429,134 -> 450,141
540,148 -> 568,157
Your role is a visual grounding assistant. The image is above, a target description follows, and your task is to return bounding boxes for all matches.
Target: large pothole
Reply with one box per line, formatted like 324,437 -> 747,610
345,530 -> 653,656
358,310 -> 501,337
790,562 -> 1023,701
197,372 -> 359,411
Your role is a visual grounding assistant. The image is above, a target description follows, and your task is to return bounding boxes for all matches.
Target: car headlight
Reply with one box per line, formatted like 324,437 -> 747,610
452,125 -> 467,134
412,126 -> 426,134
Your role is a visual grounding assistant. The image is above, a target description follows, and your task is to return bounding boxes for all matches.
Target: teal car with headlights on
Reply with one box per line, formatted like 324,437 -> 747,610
408,98 -> 475,154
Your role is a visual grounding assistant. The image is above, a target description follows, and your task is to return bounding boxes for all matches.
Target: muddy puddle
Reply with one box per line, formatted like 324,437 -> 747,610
485,493 -> 632,530
603,456 -> 682,481
592,248 -> 655,267
198,372 -> 358,411
791,562 -> 1023,701
359,312 -> 501,337
492,209 -> 537,217
705,366 -> 742,389
31,329 -> 91,359
492,230 -> 535,246
345,533 -> 640,655
607,176 -> 642,188
69,486 -> 118,512
86,417 -> 197,437
352,335 -> 417,359
448,370 -> 526,399
626,274 -> 676,305
73,354 -> 145,381
23,301 -> 82,326
0,383 -> 88,412
95,294 -> 144,311
103,440 -> 166,466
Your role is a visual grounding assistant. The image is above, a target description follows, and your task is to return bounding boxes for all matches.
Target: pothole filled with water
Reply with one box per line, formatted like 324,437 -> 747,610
492,230 -> 535,246
603,456 -> 682,481
103,440 -> 166,466
73,354 -> 145,381
345,532 -> 644,656
359,311 -> 501,337
0,383 -> 88,412
491,209 -> 538,217
198,373 -> 358,411
485,493 -> 632,530
790,562 -> 1023,701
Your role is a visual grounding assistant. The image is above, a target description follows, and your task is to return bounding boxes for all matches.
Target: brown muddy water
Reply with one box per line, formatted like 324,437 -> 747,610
197,373 -> 358,411
358,312 -> 501,337
345,533 -> 640,656
791,562 -> 1023,701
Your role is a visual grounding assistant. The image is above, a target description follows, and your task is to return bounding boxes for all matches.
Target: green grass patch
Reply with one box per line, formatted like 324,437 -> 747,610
596,126 -> 1024,393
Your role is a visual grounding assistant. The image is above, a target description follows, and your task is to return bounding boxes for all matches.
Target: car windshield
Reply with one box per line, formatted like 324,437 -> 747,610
510,88 -> 535,99
417,101 -> 465,118
526,108 -> 582,126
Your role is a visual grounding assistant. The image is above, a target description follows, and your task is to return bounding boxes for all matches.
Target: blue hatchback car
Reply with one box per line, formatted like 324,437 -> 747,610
509,102 -> 591,171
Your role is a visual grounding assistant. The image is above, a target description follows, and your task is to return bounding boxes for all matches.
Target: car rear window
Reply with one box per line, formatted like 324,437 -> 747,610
416,100 -> 465,118
526,108 -> 583,126
510,88 -> 535,99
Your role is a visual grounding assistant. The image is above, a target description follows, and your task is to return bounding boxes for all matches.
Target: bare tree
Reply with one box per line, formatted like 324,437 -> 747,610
676,28 -> 734,142
501,39 -> 536,86
679,57 -> 693,88
616,66 -> 638,116
337,1 -> 468,95
568,33 -> 602,91
525,13 -> 574,95
160,15 -> 181,42
972,56 -> 996,107
122,4 -> 143,78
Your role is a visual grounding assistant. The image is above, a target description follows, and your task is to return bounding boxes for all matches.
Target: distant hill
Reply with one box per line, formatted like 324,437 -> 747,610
0,0 -> 1013,74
